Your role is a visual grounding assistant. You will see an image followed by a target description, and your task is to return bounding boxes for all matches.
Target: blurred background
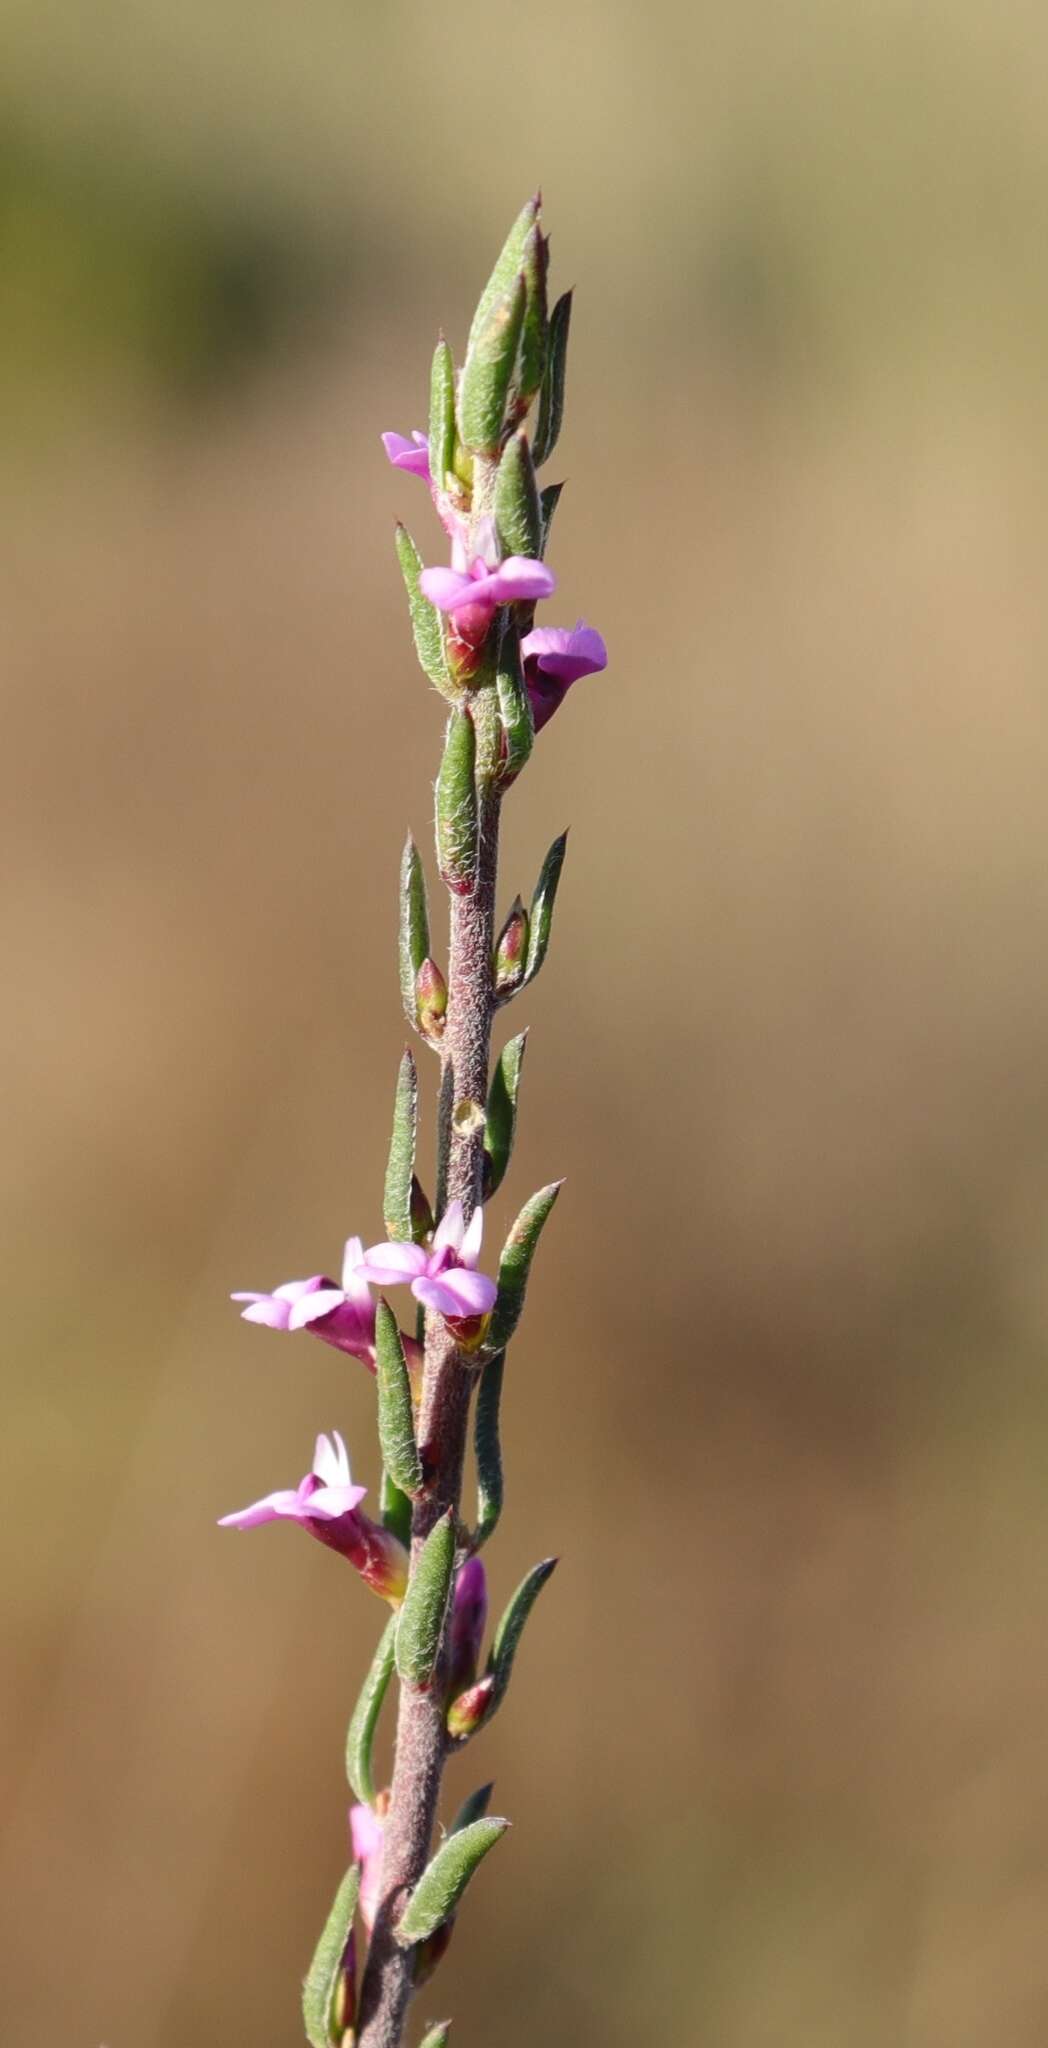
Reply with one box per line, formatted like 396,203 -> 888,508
4,1 -> 1048,2042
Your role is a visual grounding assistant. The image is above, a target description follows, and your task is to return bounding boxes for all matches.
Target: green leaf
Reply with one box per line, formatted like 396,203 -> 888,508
395,524 -> 453,697
396,1511 -> 456,1689
494,622 -> 534,784
539,480 -> 564,556
384,1048 -> 418,1241
449,1780 -> 495,1836
302,1864 -> 360,2048
516,222 -> 550,411
381,1467 -> 413,1548
399,833 -> 431,1028
488,1558 -> 558,1709
376,1301 -> 423,1497
473,1351 -> 505,1550
465,197 -> 539,363
345,1614 -> 397,1805
429,336 -> 456,492
435,710 -> 478,895
418,2024 -> 452,2047
397,1818 -> 509,1946
484,1035 -> 528,1197
489,1182 -> 563,1351
533,289 -> 572,466
523,830 -> 568,988
494,432 -> 542,561
458,276 -> 526,457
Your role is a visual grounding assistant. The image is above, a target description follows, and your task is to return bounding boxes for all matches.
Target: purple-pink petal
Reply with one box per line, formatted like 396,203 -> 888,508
489,557 -> 557,604
522,622 -> 607,684
218,1488 -> 304,1529
306,1482 -> 369,1519
431,1199 -> 465,1256
459,1204 -> 484,1270
359,1241 -> 429,1285
413,1268 -> 497,1318
418,566 -> 473,612
382,430 -> 430,478
288,1288 -> 347,1330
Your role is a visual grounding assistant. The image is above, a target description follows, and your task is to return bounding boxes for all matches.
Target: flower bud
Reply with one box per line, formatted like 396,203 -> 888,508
313,1507 -> 409,1605
494,897 -> 529,997
446,1555 -> 488,1701
416,956 -> 448,1039
446,1671 -> 496,1741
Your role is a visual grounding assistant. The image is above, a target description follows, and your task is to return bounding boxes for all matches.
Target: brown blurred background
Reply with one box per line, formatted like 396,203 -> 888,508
4,2 -> 1048,2043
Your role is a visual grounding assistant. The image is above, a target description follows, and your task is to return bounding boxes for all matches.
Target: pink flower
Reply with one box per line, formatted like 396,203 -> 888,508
521,620 -> 608,734
446,1554 -> 488,1699
419,555 -> 556,654
231,1237 -> 420,1378
219,1431 -> 408,1603
359,1201 -> 498,1321
350,1800 -> 385,1934
382,429 -> 431,479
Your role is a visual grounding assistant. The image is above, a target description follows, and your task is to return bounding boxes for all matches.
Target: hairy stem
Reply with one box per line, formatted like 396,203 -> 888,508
356,736 -> 501,2048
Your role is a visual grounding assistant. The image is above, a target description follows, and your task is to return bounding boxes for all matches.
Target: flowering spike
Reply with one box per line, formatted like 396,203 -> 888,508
522,830 -> 568,988
399,833 -> 431,1031
384,1049 -> 418,1242
435,709 -> 478,896
494,432 -> 543,562
472,1351 -> 505,1551
489,1182 -> 563,1352
415,957 -> 448,1042
394,524 -> 454,698
346,1614 -> 397,1806
494,619 -> 535,784
533,289 -> 572,467
458,275 -> 526,458
428,336 -> 457,495
397,1818 -> 510,1947
376,1302 -> 424,1498
484,1034 -> 527,1197
302,1863 -> 360,2048
395,1511 -> 456,1690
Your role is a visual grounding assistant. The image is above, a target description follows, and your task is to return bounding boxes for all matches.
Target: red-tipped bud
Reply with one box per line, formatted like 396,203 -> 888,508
446,1671 -> 496,1741
414,1914 -> 455,1989
494,897 -> 529,997
313,1507 -> 409,1606
416,957 -> 448,1039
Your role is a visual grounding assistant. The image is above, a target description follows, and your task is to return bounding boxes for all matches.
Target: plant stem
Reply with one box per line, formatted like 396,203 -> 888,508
356,756 -> 501,2048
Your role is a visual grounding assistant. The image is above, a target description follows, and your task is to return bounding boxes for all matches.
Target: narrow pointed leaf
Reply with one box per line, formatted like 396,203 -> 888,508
449,1781 -> 495,1836
302,1864 -> 360,2048
523,830 -> 568,987
489,1182 -> 563,1351
494,622 -> 534,783
397,1818 -> 510,1946
384,1048 -> 418,1240
396,1511 -> 456,1688
539,480 -> 564,556
395,524 -> 453,697
346,1614 -> 397,1805
376,1301 -> 423,1497
533,289 -> 572,466
494,432 -> 542,561
488,1557 -> 558,1709
419,2023 -> 452,2046
459,276 -> 526,457
516,222 -> 549,410
466,197 -> 539,361
429,337 -> 456,492
399,834 -> 431,1028
473,1351 -> 504,1549
436,710 -> 477,895
484,1035 -> 528,1196
381,1466 -> 413,1548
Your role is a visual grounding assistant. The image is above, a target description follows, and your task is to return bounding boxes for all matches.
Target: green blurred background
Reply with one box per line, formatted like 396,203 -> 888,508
5,2 -> 1048,2042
